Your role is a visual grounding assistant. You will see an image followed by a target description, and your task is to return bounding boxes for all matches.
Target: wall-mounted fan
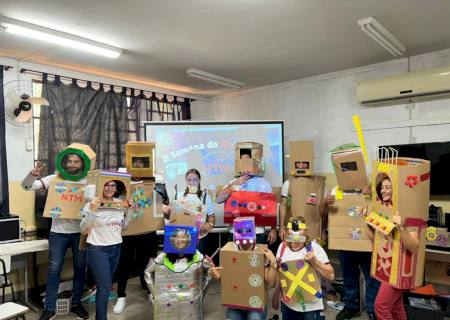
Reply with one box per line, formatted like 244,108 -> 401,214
3,80 -> 49,127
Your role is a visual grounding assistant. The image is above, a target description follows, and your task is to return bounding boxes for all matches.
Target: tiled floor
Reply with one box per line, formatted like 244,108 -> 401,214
26,278 -> 370,319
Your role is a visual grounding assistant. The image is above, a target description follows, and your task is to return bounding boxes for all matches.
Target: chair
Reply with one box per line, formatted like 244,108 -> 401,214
0,256 -> 16,303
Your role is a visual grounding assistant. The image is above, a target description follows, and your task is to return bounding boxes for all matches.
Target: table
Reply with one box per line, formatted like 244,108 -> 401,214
0,302 -> 28,320
0,240 -> 49,311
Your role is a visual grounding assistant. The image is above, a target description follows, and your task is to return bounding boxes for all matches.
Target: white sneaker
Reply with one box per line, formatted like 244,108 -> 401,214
113,297 -> 126,314
326,300 -> 345,311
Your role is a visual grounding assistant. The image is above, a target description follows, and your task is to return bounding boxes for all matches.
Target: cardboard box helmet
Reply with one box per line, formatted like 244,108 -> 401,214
126,141 -> 155,178
235,142 -> 264,177
163,225 -> 198,255
86,170 -> 131,209
289,141 -> 314,177
55,143 -> 96,181
330,144 -> 368,191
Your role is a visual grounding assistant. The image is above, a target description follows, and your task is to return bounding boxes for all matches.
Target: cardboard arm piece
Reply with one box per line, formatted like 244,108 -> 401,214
201,258 -> 213,295
21,171 -> 39,191
154,183 -> 170,205
144,259 -> 157,303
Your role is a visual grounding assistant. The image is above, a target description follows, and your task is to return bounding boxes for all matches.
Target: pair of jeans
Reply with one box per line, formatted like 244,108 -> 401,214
374,283 -> 407,320
339,250 -> 380,314
45,232 -> 86,312
115,232 -> 156,297
226,306 -> 267,320
87,244 -> 121,320
281,303 -> 323,320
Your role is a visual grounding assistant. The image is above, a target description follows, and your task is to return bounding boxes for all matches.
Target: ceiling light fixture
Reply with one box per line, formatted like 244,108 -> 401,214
186,68 -> 245,88
0,15 -> 122,59
358,17 -> 405,57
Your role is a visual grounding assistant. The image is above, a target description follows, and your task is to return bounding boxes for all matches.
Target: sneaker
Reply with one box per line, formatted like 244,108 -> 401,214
38,310 -> 56,320
113,297 -> 126,314
336,308 -> 361,320
327,300 -> 345,311
70,304 -> 89,319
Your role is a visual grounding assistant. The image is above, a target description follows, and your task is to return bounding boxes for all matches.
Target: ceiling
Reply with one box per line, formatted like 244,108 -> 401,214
1,0 -> 450,98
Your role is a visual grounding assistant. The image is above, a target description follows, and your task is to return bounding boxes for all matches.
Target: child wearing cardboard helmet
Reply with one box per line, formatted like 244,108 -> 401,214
273,217 -> 334,320
213,217 -> 277,320
144,222 -> 216,320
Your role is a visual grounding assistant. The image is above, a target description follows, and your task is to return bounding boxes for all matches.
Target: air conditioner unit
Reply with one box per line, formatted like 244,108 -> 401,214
356,65 -> 450,105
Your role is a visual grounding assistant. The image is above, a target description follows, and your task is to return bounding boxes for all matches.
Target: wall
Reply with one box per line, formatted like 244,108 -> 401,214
191,48 -> 450,212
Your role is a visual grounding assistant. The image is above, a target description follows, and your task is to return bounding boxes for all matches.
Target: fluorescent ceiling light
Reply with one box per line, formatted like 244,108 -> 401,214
0,15 -> 122,59
186,68 -> 245,88
358,17 -> 405,57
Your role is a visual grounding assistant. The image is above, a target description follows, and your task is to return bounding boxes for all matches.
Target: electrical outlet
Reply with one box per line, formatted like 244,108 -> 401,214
25,139 -> 33,151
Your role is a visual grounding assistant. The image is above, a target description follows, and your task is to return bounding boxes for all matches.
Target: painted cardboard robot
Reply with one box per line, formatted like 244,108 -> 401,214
367,147 -> 429,289
224,142 -> 277,227
328,144 -> 372,251
25,143 -> 96,219
281,141 -> 326,242
123,141 -> 166,235
144,219 -> 212,320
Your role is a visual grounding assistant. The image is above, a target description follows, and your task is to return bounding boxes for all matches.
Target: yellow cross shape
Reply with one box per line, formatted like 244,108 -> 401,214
281,263 -> 318,298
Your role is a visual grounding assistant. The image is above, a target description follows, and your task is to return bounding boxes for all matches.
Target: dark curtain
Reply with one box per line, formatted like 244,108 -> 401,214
38,75 -> 129,173
0,66 -> 9,216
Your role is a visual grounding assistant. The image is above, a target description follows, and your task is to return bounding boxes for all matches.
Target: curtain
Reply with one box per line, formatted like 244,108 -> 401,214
38,75 -> 129,174
0,66 -> 9,216
127,92 -> 191,141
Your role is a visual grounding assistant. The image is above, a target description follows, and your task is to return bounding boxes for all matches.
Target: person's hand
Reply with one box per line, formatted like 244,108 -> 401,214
305,251 -> 317,264
123,199 -> 133,208
325,194 -> 335,206
233,174 -> 250,186
31,162 -> 45,177
392,212 -> 402,228
90,197 -> 101,211
201,222 -> 213,233
359,206 -> 369,218
267,228 -> 278,245
272,289 -> 280,310
279,228 -> 286,242
362,185 -> 372,196
162,204 -> 172,215
208,267 -> 223,280
259,247 -> 277,268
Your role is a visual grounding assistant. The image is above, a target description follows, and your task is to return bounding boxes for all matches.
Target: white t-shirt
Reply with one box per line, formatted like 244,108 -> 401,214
275,240 -> 329,312
225,176 -> 273,235
168,191 -> 215,239
32,174 -> 82,234
81,202 -> 131,246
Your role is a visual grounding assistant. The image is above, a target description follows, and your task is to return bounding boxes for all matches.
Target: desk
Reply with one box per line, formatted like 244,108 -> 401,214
0,302 -> 28,320
0,240 -> 48,311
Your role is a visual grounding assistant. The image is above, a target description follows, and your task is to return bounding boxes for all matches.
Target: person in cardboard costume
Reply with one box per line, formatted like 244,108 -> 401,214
361,150 -> 430,320
273,217 -> 334,320
163,168 -> 215,253
214,217 -> 277,320
144,222 -> 217,320
21,143 -> 95,320
216,142 -> 278,247
328,144 -> 380,320
113,142 -> 168,315
279,141 -> 329,244
80,177 -> 132,320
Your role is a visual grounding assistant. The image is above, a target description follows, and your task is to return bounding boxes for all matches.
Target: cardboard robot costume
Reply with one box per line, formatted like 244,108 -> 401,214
283,141 -> 326,242
21,143 -> 96,221
224,142 -> 277,227
328,144 -> 372,252
367,147 -> 430,289
123,141 -> 167,235
144,224 -> 212,320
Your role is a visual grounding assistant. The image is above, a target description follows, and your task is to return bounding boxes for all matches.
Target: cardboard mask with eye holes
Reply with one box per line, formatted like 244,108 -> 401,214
163,225 -> 198,255
233,216 -> 256,246
289,141 -> 314,177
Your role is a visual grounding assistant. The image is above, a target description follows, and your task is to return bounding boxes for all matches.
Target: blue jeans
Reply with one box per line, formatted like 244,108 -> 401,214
226,306 -> 267,320
45,232 -> 86,312
281,303 -> 323,320
87,244 -> 121,320
339,250 -> 380,314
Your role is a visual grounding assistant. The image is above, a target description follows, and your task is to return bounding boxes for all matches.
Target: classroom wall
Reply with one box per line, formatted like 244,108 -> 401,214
191,48 -> 450,212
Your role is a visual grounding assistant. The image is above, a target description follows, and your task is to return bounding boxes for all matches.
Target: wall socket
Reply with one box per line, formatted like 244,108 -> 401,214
25,139 -> 33,151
